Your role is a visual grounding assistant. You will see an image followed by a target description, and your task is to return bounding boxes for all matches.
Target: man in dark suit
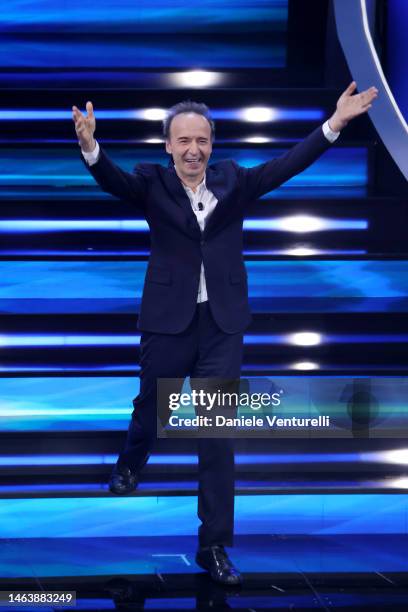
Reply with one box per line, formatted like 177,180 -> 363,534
72,82 -> 377,584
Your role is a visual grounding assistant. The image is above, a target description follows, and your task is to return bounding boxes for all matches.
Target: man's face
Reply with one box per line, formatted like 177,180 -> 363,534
165,112 -> 212,183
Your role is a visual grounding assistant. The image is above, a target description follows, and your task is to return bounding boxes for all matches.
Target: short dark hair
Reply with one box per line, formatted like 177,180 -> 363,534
163,100 -> 215,141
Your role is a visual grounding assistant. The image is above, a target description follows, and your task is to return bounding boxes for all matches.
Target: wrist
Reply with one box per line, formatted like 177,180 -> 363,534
328,112 -> 347,133
80,138 -> 96,153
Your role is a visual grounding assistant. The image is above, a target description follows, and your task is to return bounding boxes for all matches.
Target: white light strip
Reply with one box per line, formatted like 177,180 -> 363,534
0,408 -> 130,417
244,216 -> 368,232
0,335 -> 141,347
0,220 -> 149,232
0,217 -> 368,233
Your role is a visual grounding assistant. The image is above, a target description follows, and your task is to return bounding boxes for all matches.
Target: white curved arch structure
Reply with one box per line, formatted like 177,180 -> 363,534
334,0 -> 408,179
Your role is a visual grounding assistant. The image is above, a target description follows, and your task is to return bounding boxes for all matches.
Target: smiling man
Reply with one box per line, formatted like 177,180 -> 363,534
73,84 -> 377,585
164,108 -> 213,189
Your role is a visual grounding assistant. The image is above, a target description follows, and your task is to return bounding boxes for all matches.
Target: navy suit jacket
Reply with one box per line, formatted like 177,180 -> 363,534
83,126 -> 333,334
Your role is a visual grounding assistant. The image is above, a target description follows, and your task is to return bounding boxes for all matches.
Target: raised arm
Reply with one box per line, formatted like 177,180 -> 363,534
238,82 -> 378,202
72,101 -> 149,211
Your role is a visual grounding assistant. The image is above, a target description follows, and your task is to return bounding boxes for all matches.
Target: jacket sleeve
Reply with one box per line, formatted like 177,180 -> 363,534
236,125 -> 335,202
81,146 -> 150,214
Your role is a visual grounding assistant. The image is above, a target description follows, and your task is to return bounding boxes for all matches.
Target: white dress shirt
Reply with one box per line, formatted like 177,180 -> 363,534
81,121 -> 340,303
179,176 -> 218,302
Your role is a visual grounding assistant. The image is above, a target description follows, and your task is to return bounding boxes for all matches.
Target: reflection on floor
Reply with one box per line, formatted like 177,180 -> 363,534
1,534 -> 408,610
1,493 -> 408,609
2,534 -> 408,578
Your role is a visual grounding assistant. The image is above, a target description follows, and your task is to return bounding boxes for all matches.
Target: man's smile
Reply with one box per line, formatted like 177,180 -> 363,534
184,158 -> 202,167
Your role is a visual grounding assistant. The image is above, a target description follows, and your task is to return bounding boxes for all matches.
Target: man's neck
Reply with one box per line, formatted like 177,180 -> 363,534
175,168 -> 205,193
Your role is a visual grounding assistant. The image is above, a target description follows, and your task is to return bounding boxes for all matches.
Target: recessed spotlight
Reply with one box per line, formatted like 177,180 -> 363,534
387,477 -> 408,489
169,70 -> 223,88
241,107 -> 277,122
142,108 -> 167,121
382,449 -> 408,465
292,361 -> 320,371
288,332 -> 322,346
278,215 -> 326,233
284,246 -> 319,256
244,136 -> 272,144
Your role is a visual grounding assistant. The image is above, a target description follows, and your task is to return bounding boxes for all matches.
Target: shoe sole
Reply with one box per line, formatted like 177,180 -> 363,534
108,484 -> 137,495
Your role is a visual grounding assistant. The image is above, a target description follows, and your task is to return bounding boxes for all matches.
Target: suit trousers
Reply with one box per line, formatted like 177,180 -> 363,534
118,301 -> 244,547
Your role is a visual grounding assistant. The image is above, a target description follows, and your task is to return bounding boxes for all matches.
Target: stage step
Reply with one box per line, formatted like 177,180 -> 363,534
1,476 -> 407,499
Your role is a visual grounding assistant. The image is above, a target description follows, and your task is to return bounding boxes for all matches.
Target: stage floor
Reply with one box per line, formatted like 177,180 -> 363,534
1,534 -> 408,610
1,494 -> 408,609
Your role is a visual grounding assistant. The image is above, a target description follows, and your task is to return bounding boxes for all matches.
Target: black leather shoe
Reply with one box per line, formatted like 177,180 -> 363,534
195,545 -> 243,585
109,463 -> 139,495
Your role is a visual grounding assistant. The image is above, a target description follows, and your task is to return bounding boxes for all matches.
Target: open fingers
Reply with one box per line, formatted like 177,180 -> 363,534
72,108 -> 88,136
359,91 -> 378,109
363,86 -> 378,99
360,88 -> 377,112
86,101 -> 94,119
346,80 -> 357,93
339,81 -> 357,102
72,105 -> 83,123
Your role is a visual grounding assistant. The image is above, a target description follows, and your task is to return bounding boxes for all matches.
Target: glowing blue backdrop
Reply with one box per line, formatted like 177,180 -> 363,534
1,261 -> 406,314
1,0 -> 288,71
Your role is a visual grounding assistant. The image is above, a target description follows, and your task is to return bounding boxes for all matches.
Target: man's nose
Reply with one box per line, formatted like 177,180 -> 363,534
188,142 -> 199,155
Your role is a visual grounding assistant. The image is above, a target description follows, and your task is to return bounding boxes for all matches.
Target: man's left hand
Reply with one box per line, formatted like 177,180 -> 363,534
328,81 -> 378,132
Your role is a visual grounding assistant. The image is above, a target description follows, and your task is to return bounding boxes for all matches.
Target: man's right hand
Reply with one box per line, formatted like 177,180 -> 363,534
72,101 -> 96,153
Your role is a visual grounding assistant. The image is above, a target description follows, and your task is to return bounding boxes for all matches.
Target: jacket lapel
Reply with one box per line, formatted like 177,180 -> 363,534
203,165 -> 230,237
163,163 -> 201,238
163,162 -> 229,239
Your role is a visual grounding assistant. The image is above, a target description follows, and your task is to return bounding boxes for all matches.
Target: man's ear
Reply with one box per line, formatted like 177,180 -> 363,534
165,140 -> 172,155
